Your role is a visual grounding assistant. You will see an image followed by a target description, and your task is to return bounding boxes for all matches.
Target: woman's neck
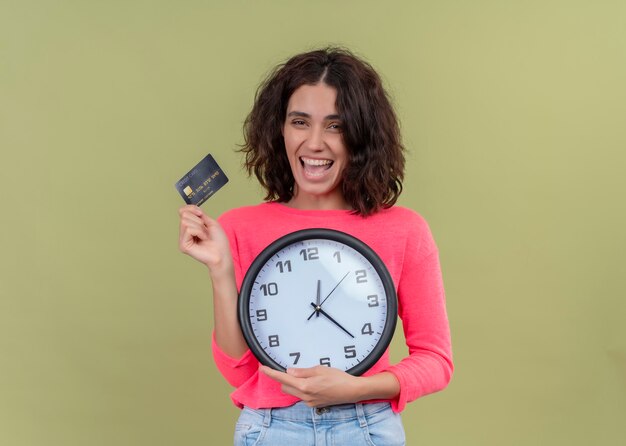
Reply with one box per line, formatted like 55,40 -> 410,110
286,190 -> 351,211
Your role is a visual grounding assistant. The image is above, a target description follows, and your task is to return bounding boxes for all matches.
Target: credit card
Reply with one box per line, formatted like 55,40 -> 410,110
174,153 -> 228,206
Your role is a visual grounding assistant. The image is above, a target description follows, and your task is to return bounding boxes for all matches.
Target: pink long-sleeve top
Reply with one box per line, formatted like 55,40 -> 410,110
212,202 -> 453,412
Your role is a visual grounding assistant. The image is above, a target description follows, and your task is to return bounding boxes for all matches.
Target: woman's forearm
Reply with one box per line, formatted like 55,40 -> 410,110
210,267 -> 249,358
354,372 -> 401,401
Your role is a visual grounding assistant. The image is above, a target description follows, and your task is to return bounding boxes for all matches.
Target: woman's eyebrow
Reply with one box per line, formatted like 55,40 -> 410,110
287,111 -> 310,118
287,111 -> 342,120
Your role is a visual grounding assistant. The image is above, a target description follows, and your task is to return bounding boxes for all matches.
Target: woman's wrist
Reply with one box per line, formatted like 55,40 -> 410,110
207,260 -> 235,283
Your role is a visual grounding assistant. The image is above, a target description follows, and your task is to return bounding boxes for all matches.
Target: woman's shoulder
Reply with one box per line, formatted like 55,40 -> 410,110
217,202 -> 280,228
376,205 -> 431,229
374,205 -> 438,254
217,202 -> 274,228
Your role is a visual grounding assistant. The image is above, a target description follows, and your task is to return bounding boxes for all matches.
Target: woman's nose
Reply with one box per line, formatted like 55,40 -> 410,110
306,127 -> 324,150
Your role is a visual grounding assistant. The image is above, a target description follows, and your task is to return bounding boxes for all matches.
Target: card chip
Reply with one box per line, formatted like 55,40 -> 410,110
183,186 -> 193,196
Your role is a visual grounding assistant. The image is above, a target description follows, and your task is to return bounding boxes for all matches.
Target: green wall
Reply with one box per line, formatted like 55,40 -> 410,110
1,1 -> 625,444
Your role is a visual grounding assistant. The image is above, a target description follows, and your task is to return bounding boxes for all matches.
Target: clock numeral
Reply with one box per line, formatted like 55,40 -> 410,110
260,282 -> 278,296
367,294 -> 379,307
256,309 -> 268,321
319,357 -> 331,367
355,270 -> 368,283
299,247 -> 319,261
333,251 -> 342,263
344,345 -> 357,359
276,260 -> 292,273
289,352 -> 301,365
268,335 -> 280,347
361,323 -> 374,336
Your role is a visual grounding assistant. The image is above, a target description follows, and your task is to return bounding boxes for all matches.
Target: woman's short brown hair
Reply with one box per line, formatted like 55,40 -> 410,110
241,47 -> 405,216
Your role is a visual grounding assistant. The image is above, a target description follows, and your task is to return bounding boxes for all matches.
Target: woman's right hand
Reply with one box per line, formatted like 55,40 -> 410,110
178,205 -> 233,277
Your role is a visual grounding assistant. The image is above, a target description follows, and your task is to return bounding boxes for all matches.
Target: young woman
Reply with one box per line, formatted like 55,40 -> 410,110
178,48 -> 453,445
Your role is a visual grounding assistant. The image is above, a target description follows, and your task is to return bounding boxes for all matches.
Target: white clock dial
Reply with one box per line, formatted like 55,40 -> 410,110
239,229 -> 397,376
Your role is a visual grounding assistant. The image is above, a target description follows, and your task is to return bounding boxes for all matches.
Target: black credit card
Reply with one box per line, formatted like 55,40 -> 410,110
174,153 -> 228,206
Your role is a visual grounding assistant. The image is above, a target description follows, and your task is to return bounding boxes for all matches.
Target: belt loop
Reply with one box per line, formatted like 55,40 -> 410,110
262,408 -> 272,427
355,403 -> 367,428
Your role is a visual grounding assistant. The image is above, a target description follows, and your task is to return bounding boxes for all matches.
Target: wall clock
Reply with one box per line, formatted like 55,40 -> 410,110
238,228 -> 397,376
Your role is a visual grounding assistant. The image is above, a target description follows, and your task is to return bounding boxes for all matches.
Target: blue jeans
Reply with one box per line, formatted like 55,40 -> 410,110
234,401 -> 405,446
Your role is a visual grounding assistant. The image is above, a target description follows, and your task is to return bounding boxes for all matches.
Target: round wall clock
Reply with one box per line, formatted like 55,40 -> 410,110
238,228 -> 397,376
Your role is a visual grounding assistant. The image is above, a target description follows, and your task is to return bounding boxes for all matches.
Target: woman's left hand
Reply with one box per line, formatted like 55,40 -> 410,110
260,365 -> 361,408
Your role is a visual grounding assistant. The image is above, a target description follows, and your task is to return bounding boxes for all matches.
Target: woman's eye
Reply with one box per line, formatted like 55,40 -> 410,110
328,123 -> 343,131
292,119 -> 306,126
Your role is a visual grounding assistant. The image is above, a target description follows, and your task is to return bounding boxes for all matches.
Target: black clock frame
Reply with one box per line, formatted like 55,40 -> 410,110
238,228 -> 398,376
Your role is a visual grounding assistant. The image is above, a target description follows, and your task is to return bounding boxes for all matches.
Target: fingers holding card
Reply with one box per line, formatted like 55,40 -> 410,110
175,154 -> 232,272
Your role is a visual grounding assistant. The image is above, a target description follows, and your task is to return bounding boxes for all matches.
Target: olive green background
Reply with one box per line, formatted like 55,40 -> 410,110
1,1 -> 625,445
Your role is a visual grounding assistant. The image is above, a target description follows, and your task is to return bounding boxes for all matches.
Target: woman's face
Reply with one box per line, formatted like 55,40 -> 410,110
282,82 -> 349,210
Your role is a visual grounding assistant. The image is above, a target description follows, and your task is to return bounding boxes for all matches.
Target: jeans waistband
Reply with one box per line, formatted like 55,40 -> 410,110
244,401 -> 391,424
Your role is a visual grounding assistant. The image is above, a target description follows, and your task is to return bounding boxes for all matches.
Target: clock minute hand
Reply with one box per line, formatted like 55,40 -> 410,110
310,303 -> 355,338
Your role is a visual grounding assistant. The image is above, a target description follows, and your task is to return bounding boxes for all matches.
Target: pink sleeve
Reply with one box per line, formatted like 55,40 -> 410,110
211,332 -> 259,388
210,212 -> 258,387
383,225 -> 453,412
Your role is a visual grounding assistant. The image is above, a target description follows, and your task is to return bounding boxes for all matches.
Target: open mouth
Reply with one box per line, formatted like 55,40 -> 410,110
300,157 -> 334,177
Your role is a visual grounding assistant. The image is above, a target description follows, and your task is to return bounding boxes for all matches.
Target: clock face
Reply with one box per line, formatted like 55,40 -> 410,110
238,229 -> 397,376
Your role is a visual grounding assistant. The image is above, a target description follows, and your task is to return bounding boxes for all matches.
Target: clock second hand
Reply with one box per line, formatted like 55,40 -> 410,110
310,302 -> 355,338
306,271 -> 350,320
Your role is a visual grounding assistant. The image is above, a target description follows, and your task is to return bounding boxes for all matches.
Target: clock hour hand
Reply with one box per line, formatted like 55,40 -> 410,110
315,279 -> 321,317
310,302 -> 355,338
307,280 -> 322,321
306,271 -> 350,320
